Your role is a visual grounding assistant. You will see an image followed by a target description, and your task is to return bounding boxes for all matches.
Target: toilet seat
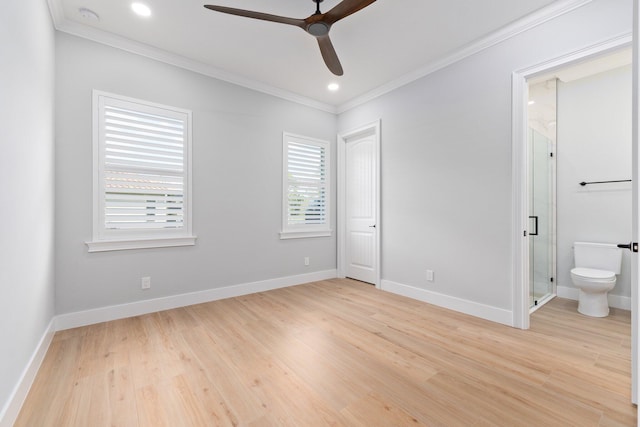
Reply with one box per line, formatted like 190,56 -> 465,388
570,267 -> 616,281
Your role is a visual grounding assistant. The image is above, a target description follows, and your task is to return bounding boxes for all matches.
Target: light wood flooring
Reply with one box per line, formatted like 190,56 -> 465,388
15,279 -> 635,426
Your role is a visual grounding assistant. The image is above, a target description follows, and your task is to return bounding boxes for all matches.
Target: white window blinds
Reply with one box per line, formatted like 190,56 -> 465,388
281,133 -> 331,238
91,91 -> 194,250
103,104 -> 185,230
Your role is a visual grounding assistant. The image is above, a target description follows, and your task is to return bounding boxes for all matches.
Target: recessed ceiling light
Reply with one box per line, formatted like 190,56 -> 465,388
78,7 -> 99,21
528,100 -> 535,105
131,2 -> 151,17
328,83 -> 340,92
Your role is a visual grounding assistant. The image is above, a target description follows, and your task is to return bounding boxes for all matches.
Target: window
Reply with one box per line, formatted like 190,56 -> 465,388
87,91 -> 196,252
281,133 -> 332,239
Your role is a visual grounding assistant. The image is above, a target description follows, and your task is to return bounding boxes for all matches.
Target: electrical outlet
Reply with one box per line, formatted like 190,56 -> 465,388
141,276 -> 151,290
304,257 -> 310,266
426,270 -> 434,282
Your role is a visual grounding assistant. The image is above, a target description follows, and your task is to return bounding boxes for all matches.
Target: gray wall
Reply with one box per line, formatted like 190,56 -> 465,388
337,0 -> 632,311
557,65 -> 632,297
0,0 -> 56,420
55,33 -> 337,314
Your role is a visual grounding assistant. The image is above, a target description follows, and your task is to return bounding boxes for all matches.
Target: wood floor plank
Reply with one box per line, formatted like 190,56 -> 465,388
14,279 -> 637,426
180,325 -> 267,424
340,392 -> 424,426
247,318 -> 372,412
14,335 -> 84,427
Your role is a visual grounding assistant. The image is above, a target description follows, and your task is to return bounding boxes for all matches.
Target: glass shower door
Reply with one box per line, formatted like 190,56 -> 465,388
529,129 -> 555,308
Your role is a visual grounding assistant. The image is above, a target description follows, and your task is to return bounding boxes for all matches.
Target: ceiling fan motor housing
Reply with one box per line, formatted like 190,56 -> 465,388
307,22 -> 330,36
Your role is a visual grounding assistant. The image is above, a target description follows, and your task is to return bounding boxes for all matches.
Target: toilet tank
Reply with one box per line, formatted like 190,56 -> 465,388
573,242 -> 622,274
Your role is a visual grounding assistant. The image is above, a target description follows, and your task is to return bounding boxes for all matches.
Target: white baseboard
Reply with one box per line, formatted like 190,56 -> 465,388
55,269 -> 337,331
556,285 -> 631,311
381,280 -> 513,326
0,319 -> 56,427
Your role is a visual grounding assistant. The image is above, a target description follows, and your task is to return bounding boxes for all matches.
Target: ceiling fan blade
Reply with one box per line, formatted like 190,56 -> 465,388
324,0 -> 376,25
204,5 -> 305,28
317,35 -> 344,76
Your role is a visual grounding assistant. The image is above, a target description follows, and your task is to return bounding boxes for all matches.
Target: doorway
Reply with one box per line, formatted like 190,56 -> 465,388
512,37 -> 635,404
512,36 -> 632,326
337,120 -> 381,287
523,48 -> 633,315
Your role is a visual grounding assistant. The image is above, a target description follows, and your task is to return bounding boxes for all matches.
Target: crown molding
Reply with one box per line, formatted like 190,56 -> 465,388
45,0 -> 337,114
46,0 -> 593,116
336,0 -> 594,113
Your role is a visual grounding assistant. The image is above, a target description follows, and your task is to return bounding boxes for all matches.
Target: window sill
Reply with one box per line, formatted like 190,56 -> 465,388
279,230 -> 333,240
86,236 -> 197,252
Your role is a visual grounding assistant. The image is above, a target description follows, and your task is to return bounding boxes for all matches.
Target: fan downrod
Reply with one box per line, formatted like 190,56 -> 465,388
313,0 -> 324,15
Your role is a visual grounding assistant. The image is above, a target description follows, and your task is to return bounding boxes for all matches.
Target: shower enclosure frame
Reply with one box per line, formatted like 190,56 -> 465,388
528,126 -> 557,313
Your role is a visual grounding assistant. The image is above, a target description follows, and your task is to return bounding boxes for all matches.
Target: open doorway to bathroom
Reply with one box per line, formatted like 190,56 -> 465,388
525,48 -> 632,314
514,40 -> 636,405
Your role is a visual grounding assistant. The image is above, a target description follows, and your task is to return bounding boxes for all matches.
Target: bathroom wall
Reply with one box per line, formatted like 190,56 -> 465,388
556,64 -> 632,304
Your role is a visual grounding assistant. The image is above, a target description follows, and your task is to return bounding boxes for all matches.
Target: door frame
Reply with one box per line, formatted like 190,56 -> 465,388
632,0 -> 639,407
511,34 -> 631,330
337,120 -> 382,288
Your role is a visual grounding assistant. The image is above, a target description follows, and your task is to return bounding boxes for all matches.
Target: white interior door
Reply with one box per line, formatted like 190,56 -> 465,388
345,134 -> 377,284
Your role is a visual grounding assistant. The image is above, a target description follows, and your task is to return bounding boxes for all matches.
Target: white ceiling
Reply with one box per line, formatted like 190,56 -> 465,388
50,0 -> 563,110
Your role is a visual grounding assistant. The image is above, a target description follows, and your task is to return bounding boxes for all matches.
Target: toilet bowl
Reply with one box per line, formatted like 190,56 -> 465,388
570,268 -> 616,317
570,242 -> 622,318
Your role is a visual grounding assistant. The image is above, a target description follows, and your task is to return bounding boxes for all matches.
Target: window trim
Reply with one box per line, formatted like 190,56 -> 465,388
87,90 -> 196,252
280,132 -> 332,240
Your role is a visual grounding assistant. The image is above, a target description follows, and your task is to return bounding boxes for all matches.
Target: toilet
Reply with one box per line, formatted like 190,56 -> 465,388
570,242 -> 622,317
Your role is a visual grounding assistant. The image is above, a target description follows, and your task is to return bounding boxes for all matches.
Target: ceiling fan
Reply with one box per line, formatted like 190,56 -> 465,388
203,0 -> 377,76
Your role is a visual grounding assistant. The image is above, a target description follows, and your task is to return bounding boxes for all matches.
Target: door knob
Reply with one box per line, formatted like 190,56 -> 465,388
617,242 -> 638,252
369,224 -> 376,228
